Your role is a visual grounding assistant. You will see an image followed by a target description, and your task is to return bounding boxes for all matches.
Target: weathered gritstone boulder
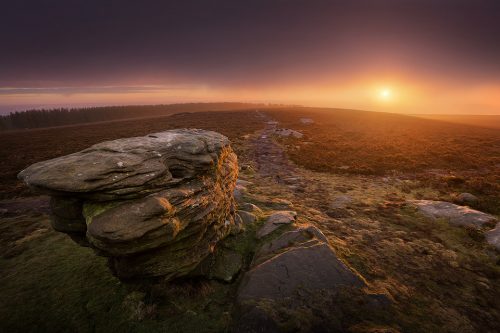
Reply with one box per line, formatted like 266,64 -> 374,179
18,129 -> 238,281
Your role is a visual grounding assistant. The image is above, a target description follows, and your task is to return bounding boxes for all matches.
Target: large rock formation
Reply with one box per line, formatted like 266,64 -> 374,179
18,129 -> 238,281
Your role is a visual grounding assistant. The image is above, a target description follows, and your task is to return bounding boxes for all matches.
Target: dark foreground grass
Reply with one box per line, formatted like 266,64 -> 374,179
0,227 -> 131,333
0,217 -> 237,333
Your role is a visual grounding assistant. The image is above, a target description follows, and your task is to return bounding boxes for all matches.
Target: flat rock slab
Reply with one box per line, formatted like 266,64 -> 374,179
253,226 -> 329,266
411,200 -> 497,229
256,211 -> 297,239
238,243 -> 365,301
238,225 -> 365,302
234,224 -> 387,332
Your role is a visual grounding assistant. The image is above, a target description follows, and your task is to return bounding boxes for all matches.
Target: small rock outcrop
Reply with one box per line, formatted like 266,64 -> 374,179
268,198 -> 294,210
238,202 -> 263,215
300,118 -> 314,124
18,129 -> 238,281
274,128 -> 303,138
411,200 -> 497,229
454,192 -> 479,205
330,195 -> 353,209
256,211 -> 297,239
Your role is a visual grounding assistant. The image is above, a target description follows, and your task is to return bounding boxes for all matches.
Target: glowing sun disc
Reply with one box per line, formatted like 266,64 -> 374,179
378,88 -> 392,101
380,88 -> 391,99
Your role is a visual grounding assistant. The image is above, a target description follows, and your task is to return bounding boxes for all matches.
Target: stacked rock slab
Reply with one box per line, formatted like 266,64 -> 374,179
18,129 -> 238,281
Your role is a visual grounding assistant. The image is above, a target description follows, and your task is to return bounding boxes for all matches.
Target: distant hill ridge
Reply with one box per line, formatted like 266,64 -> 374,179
414,114 -> 500,130
0,102 -> 286,131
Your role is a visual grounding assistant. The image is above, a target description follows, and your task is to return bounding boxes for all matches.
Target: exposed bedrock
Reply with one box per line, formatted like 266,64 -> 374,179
232,225 -> 389,332
18,129 -> 238,281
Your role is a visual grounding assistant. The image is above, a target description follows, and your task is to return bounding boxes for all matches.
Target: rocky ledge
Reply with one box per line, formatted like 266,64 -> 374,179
18,129 -> 238,281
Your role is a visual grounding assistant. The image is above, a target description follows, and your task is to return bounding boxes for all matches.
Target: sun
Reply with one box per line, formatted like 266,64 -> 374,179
379,88 -> 392,100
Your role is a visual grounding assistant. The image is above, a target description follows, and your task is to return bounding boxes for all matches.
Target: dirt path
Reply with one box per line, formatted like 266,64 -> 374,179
248,112 -> 300,178
244,112 -> 342,213
243,111 -> 430,213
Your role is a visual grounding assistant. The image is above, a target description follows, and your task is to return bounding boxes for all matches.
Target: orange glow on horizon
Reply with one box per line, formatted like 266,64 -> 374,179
2,75 -> 500,115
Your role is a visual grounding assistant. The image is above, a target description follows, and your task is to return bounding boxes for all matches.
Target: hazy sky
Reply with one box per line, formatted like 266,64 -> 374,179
1,0 -> 500,114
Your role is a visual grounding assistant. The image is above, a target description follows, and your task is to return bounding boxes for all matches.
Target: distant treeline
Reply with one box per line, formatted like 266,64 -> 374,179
0,102 -> 276,131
